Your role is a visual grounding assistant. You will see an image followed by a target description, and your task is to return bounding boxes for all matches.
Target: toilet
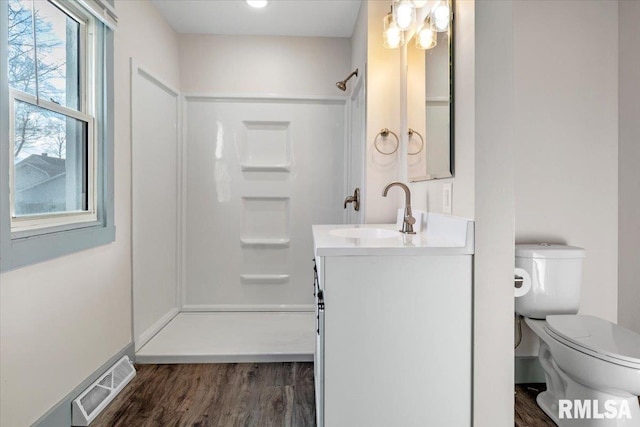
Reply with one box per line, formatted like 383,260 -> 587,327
515,244 -> 640,427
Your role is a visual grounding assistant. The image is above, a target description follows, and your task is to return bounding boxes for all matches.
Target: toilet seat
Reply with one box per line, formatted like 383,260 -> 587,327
545,314 -> 640,369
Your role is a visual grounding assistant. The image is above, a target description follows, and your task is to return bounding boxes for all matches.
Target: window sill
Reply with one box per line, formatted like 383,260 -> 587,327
1,223 -> 116,272
11,219 -> 102,240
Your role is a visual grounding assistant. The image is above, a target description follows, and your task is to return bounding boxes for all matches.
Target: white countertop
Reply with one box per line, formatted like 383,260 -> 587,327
313,216 -> 474,257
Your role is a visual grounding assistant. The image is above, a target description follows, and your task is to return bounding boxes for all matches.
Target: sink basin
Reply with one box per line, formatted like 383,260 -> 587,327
329,228 -> 399,239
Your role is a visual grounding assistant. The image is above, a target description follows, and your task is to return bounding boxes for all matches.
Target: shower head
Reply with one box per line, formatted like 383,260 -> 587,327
336,68 -> 358,92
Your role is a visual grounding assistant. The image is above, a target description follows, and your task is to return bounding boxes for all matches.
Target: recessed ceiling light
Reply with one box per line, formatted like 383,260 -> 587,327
246,0 -> 268,8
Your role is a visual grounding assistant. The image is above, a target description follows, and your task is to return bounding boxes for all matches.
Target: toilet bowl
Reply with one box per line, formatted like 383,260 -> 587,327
515,244 -> 640,426
525,316 -> 640,427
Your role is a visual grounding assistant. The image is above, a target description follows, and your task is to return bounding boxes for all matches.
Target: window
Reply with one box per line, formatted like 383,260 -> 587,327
1,0 -> 116,271
8,0 -> 95,231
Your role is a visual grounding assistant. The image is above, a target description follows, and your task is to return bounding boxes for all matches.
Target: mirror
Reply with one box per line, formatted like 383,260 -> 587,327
407,1 -> 454,182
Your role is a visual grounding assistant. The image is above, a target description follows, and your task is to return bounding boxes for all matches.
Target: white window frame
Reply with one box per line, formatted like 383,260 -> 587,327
8,0 -> 98,234
1,0 -> 116,272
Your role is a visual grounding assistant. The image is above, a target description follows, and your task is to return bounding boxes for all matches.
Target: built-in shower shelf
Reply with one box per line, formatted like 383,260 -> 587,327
240,238 -> 290,247
240,164 -> 291,172
240,274 -> 290,284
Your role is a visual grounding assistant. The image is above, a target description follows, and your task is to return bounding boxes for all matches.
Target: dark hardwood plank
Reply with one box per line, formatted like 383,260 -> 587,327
292,363 -> 315,426
515,384 -> 557,427
96,363 -> 574,427
92,363 -> 315,427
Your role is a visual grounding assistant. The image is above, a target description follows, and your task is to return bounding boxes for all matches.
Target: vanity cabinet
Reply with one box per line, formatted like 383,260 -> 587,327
312,221 -> 473,427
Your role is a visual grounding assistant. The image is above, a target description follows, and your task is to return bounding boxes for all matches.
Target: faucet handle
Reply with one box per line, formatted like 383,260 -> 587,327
343,188 -> 360,211
404,215 -> 416,225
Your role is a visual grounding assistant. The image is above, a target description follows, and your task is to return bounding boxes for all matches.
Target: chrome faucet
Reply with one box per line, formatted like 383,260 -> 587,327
382,181 -> 416,234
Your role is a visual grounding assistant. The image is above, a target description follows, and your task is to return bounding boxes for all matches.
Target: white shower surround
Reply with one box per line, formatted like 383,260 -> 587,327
131,33 -> 356,358
131,61 -> 182,351
132,92 -> 353,358
182,94 -> 348,312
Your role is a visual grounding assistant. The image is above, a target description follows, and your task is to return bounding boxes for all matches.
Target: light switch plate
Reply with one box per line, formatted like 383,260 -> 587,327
443,183 -> 452,214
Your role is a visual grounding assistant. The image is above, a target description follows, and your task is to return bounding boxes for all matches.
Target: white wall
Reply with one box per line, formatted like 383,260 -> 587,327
350,0 -> 367,74
179,35 -> 351,96
473,1 -> 515,426
0,1 -> 180,425
409,0 -> 475,219
513,0 -> 619,356
364,0 -> 402,223
618,0 -> 640,335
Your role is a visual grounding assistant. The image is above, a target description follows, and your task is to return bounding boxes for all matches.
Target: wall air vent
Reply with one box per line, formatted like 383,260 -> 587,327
71,356 -> 136,426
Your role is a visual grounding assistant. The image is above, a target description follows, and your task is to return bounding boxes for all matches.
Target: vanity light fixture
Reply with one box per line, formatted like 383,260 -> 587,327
431,1 -> 451,31
416,20 -> 437,49
393,0 -> 416,30
383,0 -> 451,48
383,10 -> 404,49
246,0 -> 268,8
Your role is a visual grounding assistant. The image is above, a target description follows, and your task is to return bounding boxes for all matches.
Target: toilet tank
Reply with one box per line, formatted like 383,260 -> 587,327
514,244 -> 586,319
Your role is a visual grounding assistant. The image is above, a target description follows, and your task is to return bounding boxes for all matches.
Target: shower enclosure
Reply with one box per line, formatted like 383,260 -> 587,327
131,59 -> 364,361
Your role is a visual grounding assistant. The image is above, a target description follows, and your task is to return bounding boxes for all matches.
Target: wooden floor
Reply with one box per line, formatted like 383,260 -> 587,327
93,363 -> 315,427
94,364 -> 557,427
515,384 -> 556,427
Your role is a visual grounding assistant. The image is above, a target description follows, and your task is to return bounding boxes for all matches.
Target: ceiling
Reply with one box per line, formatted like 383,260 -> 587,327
150,0 -> 363,38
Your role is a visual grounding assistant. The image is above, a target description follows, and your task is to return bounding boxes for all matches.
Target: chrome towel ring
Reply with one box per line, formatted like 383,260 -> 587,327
374,128 -> 399,155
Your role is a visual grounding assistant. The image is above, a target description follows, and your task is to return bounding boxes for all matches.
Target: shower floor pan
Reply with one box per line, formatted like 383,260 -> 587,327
135,312 -> 314,364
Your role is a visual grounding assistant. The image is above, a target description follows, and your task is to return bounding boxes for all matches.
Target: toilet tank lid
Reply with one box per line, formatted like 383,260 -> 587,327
546,315 -> 640,365
515,244 -> 585,259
